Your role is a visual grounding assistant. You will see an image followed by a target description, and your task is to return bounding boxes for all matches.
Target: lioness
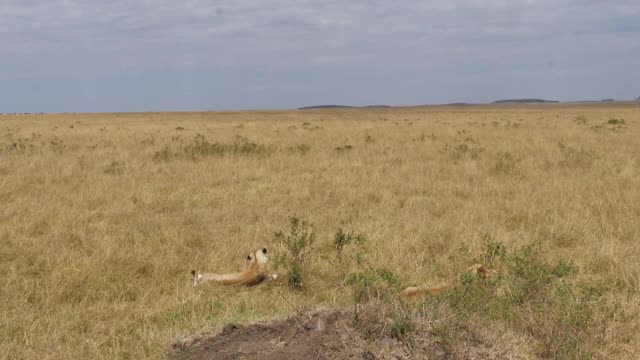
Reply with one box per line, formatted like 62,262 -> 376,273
401,264 -> 496,299
192,248 -> 271,287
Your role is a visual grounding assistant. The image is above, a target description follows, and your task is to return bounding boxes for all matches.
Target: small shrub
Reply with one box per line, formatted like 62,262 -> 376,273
333,228 -> 365,256
287,143 -> 311,155
412,132 -> 426,142
153,135 -> 273,161
346,267 -> 401,303
426,240 -> 619,358
103,161 -> 126,175
141,137 -> 155,146
557,142 -> 594,169
376,267 -> 401,289
346,270 -> 377,302
390,302 -> 415,339
439,141 -> 484,162
574,116 -> 588,125
478,234 -> 507,266
272,216 -> 316,290
6,141 -> 24,153
333,228 -> 352,253
181,134 -> 270,158
351,290 -> 414,340
492,151 -> 516,174
334,144 -> 353,153
153,146 -> 173,162
591,118 -> 627,132
302,122 -> 322,130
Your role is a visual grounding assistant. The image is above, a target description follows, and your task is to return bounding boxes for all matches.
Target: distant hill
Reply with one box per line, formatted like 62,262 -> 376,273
442,102 -> 474,106
298,105 -> 353,110
601,99 -> 614,102
298,105 -> 390,110
493,99 -> 558,104
636,96 -> 640,101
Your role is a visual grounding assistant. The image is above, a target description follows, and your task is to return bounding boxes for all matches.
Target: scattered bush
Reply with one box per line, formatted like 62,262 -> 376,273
0,133 -> 65,155
557,142 -> 594,169
181,134 -> 271,158
607,118 -> 625,125
272,216 -> 316,290
422,240 -> 623,359
412,132 -> 426,142
152,146 -> 173,162
140,137 -> 155,146
4,139 -> 30,153
439,141 -> 484,162
287,143 -> 311,155
153,134 -> 273,161
334,144 -> 353,153
389,302 -> 415,339
333,228 -> 366,261
591,117 -> 627,132
574,115 -> 588,125
492,151 -> 516,174
302,122 -> 322,130
103,161 -> 126,175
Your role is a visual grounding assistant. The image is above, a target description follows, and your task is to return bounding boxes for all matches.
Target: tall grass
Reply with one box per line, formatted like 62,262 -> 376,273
0,104 -> 639,359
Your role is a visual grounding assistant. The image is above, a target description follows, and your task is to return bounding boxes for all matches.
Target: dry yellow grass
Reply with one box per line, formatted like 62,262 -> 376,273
1,104 -> 639,359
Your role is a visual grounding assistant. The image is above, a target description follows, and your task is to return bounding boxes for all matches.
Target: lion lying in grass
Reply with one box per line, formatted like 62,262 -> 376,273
192,248 -> 494,300
401,264 -> 496,298
192,248 -> 276,287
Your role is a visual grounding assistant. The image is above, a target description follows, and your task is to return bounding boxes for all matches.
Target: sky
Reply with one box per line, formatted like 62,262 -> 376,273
0,0 -> 639,113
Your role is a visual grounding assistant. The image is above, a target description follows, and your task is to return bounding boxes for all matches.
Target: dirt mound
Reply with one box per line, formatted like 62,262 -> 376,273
170,308 -> 508,360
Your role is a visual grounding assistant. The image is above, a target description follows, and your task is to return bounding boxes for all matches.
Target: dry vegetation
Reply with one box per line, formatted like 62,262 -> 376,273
1,104 -> 639,359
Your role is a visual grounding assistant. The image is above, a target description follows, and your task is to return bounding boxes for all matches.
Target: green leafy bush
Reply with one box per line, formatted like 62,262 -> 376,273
272,216 -> 316,290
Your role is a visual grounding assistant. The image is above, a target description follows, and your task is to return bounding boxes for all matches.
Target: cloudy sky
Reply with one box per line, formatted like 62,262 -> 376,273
0,1 -> 638,113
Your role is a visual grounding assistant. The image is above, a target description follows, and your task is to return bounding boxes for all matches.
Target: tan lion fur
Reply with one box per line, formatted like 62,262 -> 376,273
192,248 -> 270,287
401,263 -> 496,299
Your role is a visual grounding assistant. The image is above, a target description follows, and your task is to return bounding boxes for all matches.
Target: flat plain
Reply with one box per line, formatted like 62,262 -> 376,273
1,103 -> 639,359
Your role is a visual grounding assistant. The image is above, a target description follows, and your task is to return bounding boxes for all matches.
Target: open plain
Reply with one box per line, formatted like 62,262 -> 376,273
1,104 -> 639,359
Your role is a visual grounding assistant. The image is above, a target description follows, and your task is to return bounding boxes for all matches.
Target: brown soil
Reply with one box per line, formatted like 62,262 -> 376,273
170,308 -> 510,360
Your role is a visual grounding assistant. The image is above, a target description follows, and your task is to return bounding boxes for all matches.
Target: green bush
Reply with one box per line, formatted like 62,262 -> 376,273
272,216 -> 316,290
152,135 -> 273,161
425,240 -> 622,358
181,134 -> 270,158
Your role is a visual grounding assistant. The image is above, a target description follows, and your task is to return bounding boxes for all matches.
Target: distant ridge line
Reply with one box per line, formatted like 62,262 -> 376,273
298,105 -> 390,110
492,99 -> 558,104
296,98 -> 640,110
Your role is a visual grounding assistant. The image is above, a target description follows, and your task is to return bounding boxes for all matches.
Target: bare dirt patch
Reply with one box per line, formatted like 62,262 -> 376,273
170,308 -> 509,360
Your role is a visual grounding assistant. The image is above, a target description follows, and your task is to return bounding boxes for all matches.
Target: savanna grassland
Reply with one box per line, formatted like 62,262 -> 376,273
1,104 -> 639,359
